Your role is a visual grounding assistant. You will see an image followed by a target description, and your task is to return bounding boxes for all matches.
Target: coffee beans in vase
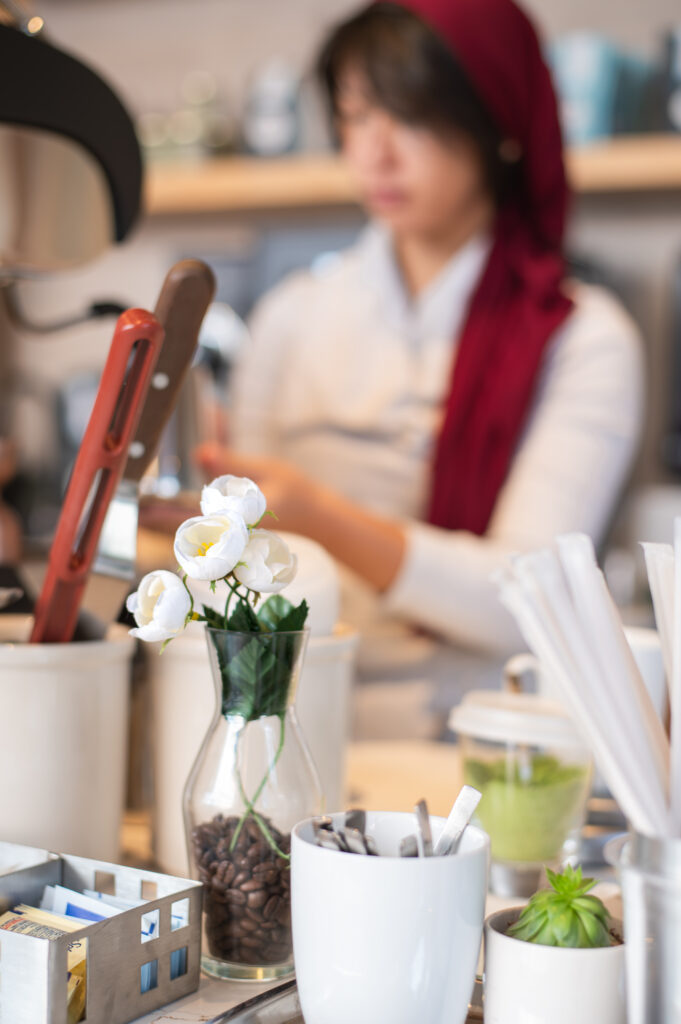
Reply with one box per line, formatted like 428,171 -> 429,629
192,813 -> 292,966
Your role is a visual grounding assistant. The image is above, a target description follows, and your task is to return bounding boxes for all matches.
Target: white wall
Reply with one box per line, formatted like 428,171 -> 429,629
37,0 -> 681,119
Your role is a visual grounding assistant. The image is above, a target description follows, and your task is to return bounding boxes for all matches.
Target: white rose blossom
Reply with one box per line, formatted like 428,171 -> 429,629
126,570 -> 191,642
200,475 -> 267,527
174,511 -> 249,581
233,529 -> 297,594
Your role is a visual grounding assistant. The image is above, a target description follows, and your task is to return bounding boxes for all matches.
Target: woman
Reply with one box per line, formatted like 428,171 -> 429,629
196,0 -> 642,711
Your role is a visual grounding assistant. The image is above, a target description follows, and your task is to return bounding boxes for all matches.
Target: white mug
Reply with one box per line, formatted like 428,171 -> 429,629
504,627 -> 666,722
291,811 -> 489,1024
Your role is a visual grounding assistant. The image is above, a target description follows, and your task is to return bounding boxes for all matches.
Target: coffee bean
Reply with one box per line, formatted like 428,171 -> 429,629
263,896 -> 281,920
247,890 -> 268,909
225,889 -> 247,906
276,904 -> 291,927
233,870 -> 249,888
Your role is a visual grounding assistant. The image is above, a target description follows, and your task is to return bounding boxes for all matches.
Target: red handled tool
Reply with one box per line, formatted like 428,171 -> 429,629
30,309 -> 164,643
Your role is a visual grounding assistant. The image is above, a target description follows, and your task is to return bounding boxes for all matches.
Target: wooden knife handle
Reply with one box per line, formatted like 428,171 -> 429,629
124,258 -> 216,483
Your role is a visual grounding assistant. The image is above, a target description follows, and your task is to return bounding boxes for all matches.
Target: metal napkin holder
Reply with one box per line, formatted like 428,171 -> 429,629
0,840 -> 202,1024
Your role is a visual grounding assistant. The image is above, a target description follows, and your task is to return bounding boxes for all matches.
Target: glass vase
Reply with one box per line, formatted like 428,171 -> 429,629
183,627 -> 323,981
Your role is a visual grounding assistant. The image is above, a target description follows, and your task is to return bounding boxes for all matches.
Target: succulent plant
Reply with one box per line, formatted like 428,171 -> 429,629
507,865 -> 613,948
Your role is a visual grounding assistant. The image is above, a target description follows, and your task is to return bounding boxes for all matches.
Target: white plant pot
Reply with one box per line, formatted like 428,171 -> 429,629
0,615 -> 134,860
484,908 -> 626,1024
149,621 -> 358,876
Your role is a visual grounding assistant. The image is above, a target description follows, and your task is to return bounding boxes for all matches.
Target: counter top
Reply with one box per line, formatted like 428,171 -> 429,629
124,740 -> 621,1024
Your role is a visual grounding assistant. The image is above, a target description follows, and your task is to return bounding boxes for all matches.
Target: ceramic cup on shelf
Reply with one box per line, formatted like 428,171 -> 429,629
291,810 -> 489,1024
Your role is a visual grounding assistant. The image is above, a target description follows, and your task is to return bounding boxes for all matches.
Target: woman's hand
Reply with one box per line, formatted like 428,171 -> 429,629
194,442 -> 317,534
195,442 -> 407,592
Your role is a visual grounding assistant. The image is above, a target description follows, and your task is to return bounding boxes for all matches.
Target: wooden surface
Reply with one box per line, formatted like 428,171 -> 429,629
145,152 -> 357,215
145,135 -> 681,216
567,133 -> 681,193
345,739 -> 463,816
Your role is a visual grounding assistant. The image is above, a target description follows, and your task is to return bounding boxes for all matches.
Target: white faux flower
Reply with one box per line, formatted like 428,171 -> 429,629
233,529 -> 297,593
126,570 -> 191,642
174,512 -> 249,581
200,475 -> 267,527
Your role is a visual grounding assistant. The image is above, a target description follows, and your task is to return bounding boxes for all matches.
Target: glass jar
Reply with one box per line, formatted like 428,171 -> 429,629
449,691 -> 592,897
184,628 -> 323,981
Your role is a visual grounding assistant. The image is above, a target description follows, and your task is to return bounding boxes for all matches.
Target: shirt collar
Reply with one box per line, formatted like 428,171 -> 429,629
356,221 -> 491,342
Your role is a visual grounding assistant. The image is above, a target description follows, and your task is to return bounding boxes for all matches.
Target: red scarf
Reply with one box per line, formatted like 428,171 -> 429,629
391,0 -> 573,534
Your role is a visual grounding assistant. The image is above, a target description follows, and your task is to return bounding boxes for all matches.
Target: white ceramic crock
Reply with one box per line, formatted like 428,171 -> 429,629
0,614 -> 134,859
291,811 -> 489,1024
484,907 -> 626,1024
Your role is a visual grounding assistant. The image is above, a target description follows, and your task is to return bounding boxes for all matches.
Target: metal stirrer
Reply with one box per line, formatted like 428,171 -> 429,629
414,798 -> 433,857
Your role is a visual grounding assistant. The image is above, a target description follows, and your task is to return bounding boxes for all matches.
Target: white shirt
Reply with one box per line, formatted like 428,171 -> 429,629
230,224 -> 644,695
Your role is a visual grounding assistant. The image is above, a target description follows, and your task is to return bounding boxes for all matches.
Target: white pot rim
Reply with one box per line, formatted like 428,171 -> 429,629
0,614 -> 134,666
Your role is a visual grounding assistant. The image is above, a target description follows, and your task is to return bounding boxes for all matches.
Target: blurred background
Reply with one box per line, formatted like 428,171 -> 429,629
2,0 -> 681,620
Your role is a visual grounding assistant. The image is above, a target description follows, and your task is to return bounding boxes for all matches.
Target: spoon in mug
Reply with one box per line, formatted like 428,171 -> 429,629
414,798 -> 433,857
399,834 -> 419,858
433,785 -> 482,857
344,808 -> 366,834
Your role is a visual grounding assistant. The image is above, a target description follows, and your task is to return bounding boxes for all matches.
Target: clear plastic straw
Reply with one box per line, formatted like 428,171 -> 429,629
557,534 -> 670,803
642,542 -> 674,698
513,547 -> 668,825
671,521 -> 681,834
496,568 -> 664,836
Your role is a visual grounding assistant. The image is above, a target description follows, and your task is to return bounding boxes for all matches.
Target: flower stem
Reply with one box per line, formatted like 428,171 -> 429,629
223,577 -> 257,630
229,714 -> 289,860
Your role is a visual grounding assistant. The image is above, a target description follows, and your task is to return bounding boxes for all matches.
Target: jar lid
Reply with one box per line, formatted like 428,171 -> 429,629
449,690 -> 584,748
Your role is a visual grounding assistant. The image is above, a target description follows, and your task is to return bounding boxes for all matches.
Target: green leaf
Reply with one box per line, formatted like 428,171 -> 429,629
201,604 -> 224,630
257,595 -> 293,631
227,597 -> 261,633
256,596 -> 308,632
507,866 -> 613,949
220,636 -> 277,718
273,598 -> 309,632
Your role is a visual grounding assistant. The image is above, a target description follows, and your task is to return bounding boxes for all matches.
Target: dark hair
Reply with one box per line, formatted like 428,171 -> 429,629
317,2 -> 516,205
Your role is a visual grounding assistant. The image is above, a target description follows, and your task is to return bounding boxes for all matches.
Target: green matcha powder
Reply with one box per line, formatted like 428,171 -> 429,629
464,753 -> 590,862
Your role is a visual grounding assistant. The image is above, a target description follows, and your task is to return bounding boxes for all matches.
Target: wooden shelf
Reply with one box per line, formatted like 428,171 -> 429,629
567,134 -> 681,193
145,135 -> 681,217
145,152 -> 357,215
